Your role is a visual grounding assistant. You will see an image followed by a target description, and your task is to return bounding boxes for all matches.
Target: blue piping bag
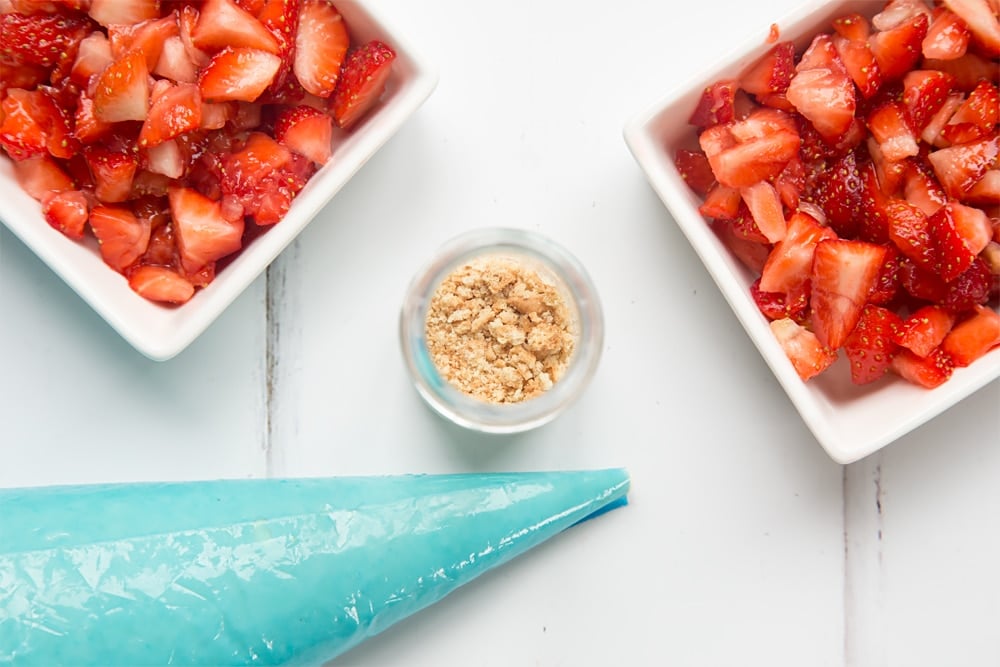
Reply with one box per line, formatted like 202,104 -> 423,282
0,469 -> 629,665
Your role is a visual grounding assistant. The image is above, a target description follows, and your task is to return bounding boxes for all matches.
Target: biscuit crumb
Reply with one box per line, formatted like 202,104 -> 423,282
425,255 -> 576,403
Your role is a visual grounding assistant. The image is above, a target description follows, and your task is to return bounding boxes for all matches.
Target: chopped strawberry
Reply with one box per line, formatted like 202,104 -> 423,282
84,145 -> 139,203
93,48 -> 150,123
108,14 -> 179,71
833,13 -> 872,42
929,203 -> 977,281
895,305 -> 957,356
941,304 -> 1000,366
293,0 -> 350,99
805,149 -> 865,238
869,12 -> 929,82
144,139 -> 185,179
902,161 -> 947,216
901,69 -> 957,132
674,149 -> 716,197
217,131 -> 314,225
41,189 -> 89,240
198,46 -> 282,103
872,0 -> 932,32
330,39 -> 397,130
833,35 -> 883,99
699,109 -> 801,189
940,80 -> 1000,144
751,277 -> 810,323
200,101 -> 237,131
728,202 -> 770,244
898,256 -> 949,301
868,245 -> 903,305
740,42 -> 795,97
786,61 -> 857,144
886,198 -> 936,270
154,34 -> 199,83
87,0 -> 160,29
941,0 -> 1000,57
127,265 -> 196,304
138,82 -> 203,148
948,201 -> 993,254
11,154 -> 74,200
698,183 -> 742,220
843,304 -> 903,384
89,204 -> 151,272
920,91 -> 966,146
711,219 -> 771,274
867,100 -> 920,162
0,89 -> 49,161
168,186 -> 245,273
759,210 -> 835,295
890,346 -> 955,387
739,180 -> 785,243
928,135 -> 1000,199
70,31 -> 113,88
191,0 -> 280,55
274,104 -> 332,165
966,169 -> 1000,204
923,7 -> 973,60
0,11 -> 93,69
810,238 -> 888,349
859,160 -> 894,243
922,52 -> 999,92
941,256 -> 992,310
257,0 -> 302,101
770,317 -> 839,381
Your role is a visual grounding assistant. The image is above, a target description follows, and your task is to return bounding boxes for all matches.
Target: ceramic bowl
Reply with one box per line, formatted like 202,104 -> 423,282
0,0 -> 438,361
623,0 -> 1000,463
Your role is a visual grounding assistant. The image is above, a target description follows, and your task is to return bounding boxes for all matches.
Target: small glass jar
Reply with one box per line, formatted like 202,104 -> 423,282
399,227 -> 604,433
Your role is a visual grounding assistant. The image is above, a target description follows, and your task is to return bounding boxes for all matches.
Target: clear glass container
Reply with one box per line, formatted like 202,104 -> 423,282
399,227 -> 604,433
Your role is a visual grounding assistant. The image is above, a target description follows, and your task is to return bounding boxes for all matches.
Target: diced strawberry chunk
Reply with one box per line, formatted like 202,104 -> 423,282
922,52 -> 998,92
901,69 -> 957,132
786,65 -> 857,144
810,239 -> 888,349
93,49 -> 150,123
869,13 -> 929,82
192,0 -> 280,55
740,180 -> 785,243
941,305 -> 1000,366
740,42 -> 795,97
867,101 -> 920,162
138,82 -> 203,148
294,0 -> 350,99
198,47 -> 282,103
168,186 -> 245,273
941,80 -> 1000,144
902,161 -> 948,216
127,265 -> 196,304
966,169 -> 1000,205
88,0 -> 160,28
0,11 -> 93,69
698,183 -> 742,220
108,14 -> 179,71
928,136 -> 1000,199
869,244 -> 902,306
330,39 -> 397,130
770,317 -> 838,381
890,347 -> 955,388
941,256 -> 992,310
154,34 -> 199,83
948,202 -> 993,255
895,305 -> 957,357
711,219 -> 771,274
41,189 -> 89,240
84,145 -> 139,204
929,204 -> 978,281
833,35 -> 883,99
674,149 -> 716,196
274,104 -> 333,165
70,31 -> 113,88
886,198 -> 936,270
942,0 -> 1000,57
872,0 -> 932,32
859,160 -> 894,243
920,92 -> 966,146
923,7 -> 973,60
759,210 -> 836,295
89,204 -> 151,272
843,304 -> 903,384
699,110 -> 801,189
833,13 -> 872,42
12,154 -> 74,200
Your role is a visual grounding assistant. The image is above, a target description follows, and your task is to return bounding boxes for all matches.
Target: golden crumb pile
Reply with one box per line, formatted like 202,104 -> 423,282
425,255 -> 576,403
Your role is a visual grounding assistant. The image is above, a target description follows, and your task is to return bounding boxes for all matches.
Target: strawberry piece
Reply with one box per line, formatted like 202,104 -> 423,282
902,161 -> 947,216
941,305 -> 1000,366
198,47 -> 282,103
867,100 -> 920,162
41,189 -> 89,240
868,245 -> 902,305
293,0 -> 350,99
89,204 -> 151,272
948,201 -> 993,255
144,139 -> 186,179
759,210 -> 836,295
833,13 -> 872,42
168,186 -> 245,273
93,49 -> 150,123
859,160 -> 894,243
929,204 -> 978,281
0,89 -> 48,161
139,82 -> 203,148
11,155 -> 74,200
127,265 -> 196,304
688,80 -> 738,129
330,39 -> 397,130
257,0 -> 302,101
810,239 -> 888,349
217,131 -> 314,226
274,104 -> 332,165
843,304 -> 903,384
786,63 -> 857,144
84,145 -> 139,204
108,14 -> 179,71
869,13 -> 929,82
965,169 -> 999,205
923,7 -> 973,60
740,42 -> 795,97
941,256 -> 992,310
891,347 -> 955,387
0,12 -> 93,69
770,317 -> 838,381
728,202 -> 770,243
886,198 -> 936,271
87,0 -> 160,28
922,52 -> 998,92
832,34 -> 883,100
740,180 -> 785,243
711,219 -> 771,274
70,31 -> 113,88
699,109 -> 801,189
920,91 -> 966,146
192,0 -> 280,55
941,80 -> 1000,144
928,136 -> 999,199
898,256 -> 949,302
901,69 -> 957,132
674,149 -> 716,196
872,0 -> 932,32
73,92 -> 113,145
941,0 -> 1000,57
698,183 -> 742,220
751,278 -> 810,323
154,34 -> 199,84
895,305 -> 957,356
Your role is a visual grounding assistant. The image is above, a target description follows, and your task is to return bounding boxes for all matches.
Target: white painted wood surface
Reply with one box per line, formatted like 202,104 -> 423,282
0,2 -> 996,666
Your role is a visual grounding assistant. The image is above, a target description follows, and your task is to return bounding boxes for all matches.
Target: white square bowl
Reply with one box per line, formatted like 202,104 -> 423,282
624,0 -> 1000,464
0,0 -> 437,362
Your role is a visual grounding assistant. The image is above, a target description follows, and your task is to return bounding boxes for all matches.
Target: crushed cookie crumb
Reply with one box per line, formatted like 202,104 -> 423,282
425,255 -> 576,403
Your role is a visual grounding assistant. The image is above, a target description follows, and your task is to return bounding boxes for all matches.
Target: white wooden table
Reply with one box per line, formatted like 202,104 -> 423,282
1,2 -> 997,665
